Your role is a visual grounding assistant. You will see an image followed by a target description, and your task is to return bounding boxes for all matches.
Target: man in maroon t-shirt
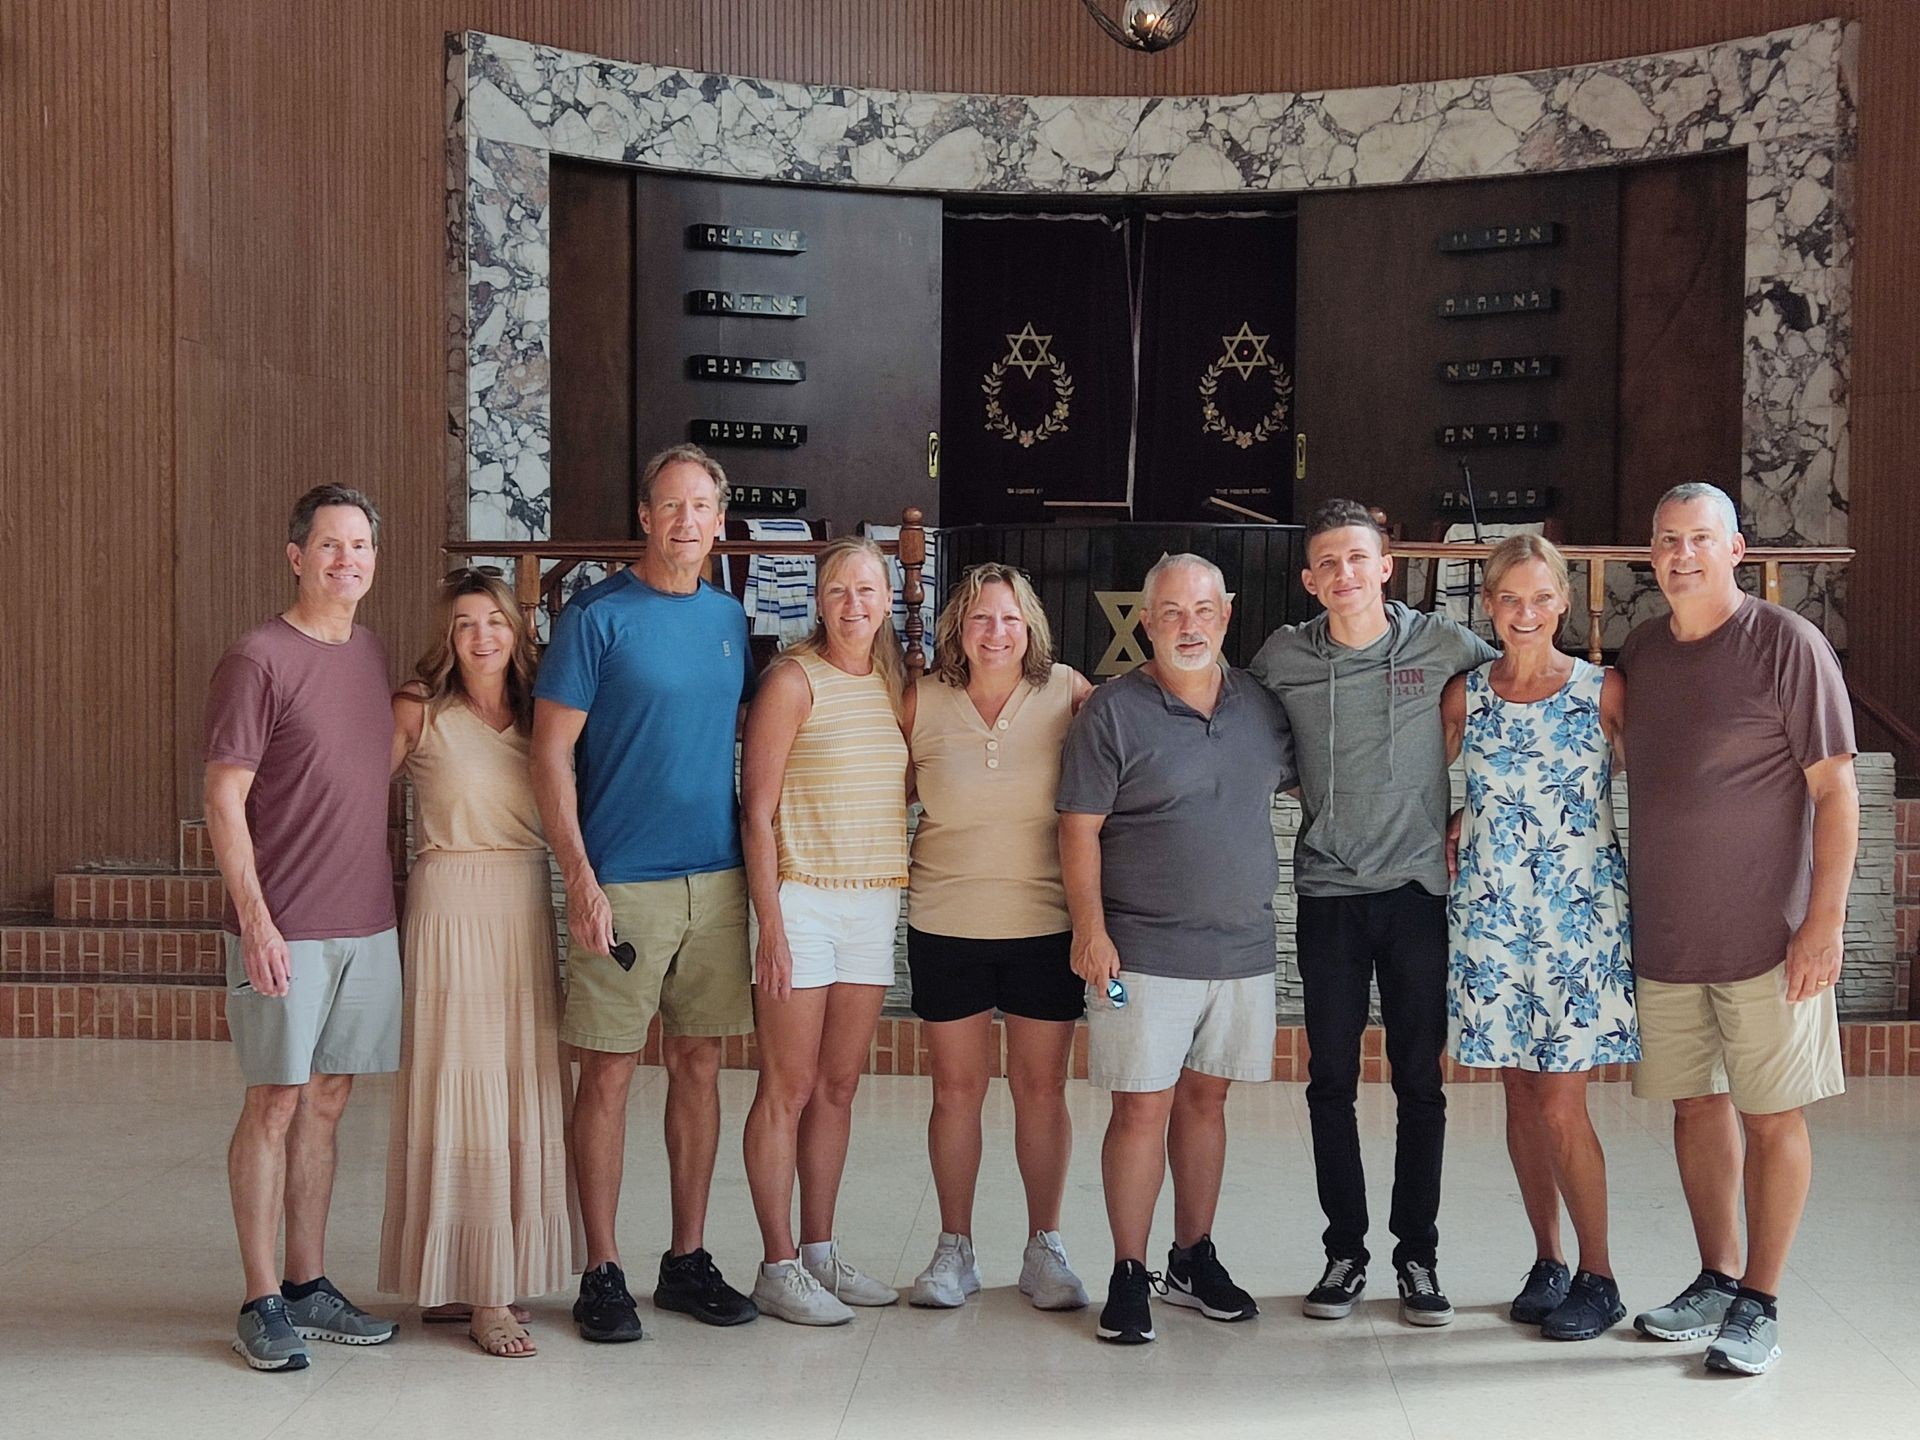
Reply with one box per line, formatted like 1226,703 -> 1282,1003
1617,483 -> 1857,1377
204,485 -> 401,1371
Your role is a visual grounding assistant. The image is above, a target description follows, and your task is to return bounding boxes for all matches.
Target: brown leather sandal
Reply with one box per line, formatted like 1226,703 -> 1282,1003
467,1317 -> 537,1357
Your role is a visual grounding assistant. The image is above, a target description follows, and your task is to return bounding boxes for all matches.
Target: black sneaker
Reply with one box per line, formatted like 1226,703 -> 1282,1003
1509,1257 -> 1572,1325
1395,1259 -> 1455,1327
1095,1259 -> 1165,1345
654,1248 -> 759,1327
574,1260 -> 644,1342
1541,1270 -> 1626,1341
1165,1235 -> 1258,1322
1303,1256 -> 1367,1320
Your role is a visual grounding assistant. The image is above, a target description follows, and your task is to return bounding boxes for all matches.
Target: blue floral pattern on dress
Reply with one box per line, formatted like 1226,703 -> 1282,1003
1447,660 -> 1638,1071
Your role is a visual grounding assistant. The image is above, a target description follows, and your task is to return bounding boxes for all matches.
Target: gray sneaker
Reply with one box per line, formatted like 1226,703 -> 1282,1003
1634,1272 -> 1736,1342
282,1277 -> 397,1346
803,1242 -> 899,1307
233,1296 -> 310,1372
910,1232 -> 982,1308
1704,1297 -> 1782,1375
752,1259 -> 856,1326
1019,1230 -> 1090,1311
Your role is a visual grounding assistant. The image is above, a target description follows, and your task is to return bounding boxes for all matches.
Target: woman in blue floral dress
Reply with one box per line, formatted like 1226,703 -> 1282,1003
1442,534 -> 1634,1342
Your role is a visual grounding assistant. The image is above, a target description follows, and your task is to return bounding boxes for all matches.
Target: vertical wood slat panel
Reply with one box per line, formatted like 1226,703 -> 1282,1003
0,1 -> 176,907
5,1 -> 1918,906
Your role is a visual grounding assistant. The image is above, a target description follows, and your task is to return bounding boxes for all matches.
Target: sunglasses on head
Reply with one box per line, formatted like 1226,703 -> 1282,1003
443,563 -> 506,584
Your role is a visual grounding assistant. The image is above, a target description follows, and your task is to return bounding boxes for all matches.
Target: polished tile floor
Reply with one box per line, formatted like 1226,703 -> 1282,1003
2,1040 -> 1917,1439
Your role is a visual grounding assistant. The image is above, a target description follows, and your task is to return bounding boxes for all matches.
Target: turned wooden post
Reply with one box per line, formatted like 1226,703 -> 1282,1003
1764,559 -> 1783,606
515,552 -> 543,631
899,505 -> 927,677
1586,557 -> 1607,664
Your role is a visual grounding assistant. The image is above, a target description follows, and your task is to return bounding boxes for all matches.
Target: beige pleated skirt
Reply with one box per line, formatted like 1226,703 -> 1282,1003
379,850 -> 583,1307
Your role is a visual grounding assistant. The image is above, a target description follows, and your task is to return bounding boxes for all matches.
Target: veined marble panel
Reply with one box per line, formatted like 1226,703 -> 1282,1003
448,19 -> 1857,638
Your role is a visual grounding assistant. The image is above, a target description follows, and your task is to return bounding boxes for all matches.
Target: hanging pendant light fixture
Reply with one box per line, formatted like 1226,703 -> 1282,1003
1079,0 -> 1201,53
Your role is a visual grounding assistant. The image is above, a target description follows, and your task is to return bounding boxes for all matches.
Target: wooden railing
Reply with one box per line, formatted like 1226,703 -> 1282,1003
445,506 -> 930,675
1392,541 -> 1854,662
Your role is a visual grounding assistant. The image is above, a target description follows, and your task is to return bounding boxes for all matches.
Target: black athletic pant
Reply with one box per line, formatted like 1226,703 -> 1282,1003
1297,884 -> 1448,1270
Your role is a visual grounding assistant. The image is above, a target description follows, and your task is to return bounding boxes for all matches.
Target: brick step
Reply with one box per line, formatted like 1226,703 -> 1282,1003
0,981 -> 227,1040
54,870 -> 407,925
178,820 -> 217,874
1,920 -> 224,979
178,820 -> 408,876
54,871 -> 224,924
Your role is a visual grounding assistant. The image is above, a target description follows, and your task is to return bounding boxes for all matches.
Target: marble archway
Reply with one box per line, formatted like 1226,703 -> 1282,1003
448,18 -> 1856,636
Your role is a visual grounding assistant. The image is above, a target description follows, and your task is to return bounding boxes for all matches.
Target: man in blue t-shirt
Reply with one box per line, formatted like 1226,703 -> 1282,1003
532,444 -> 759,1339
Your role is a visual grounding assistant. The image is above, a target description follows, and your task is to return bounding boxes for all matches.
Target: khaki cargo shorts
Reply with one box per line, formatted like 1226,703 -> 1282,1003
561,868 -> 752,1052
1086,970 -> 1276,1092
1631,962 -> 1844,1115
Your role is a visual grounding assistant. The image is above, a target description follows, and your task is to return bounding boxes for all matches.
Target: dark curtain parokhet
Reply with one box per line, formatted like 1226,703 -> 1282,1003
939,214 -> 1134,524
1134,213 -> 1297,522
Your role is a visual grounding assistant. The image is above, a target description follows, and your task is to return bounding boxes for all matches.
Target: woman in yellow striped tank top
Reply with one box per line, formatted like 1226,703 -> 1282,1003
740,537 -> 911,1325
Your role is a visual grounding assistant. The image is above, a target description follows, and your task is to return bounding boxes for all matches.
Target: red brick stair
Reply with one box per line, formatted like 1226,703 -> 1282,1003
2,808 -> 407,1041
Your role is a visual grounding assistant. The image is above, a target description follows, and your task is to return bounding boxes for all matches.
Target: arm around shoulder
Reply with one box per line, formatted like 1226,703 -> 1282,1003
1599,667 -> 1626,766
389,688 -> 428,777
1066,667 -> 1095,714
1441,672 -> 1467,764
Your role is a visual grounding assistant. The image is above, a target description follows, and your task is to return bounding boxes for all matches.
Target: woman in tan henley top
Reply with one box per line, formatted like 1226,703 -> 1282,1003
900,563 -> 1094,1312
739,537 -> 911,1326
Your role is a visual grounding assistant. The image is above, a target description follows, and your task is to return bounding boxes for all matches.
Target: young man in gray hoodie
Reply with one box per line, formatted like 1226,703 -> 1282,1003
1250,499 -> 1496,1327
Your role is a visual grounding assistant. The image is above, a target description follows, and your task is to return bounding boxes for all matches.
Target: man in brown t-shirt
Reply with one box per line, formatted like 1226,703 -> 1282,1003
1616,483 -> 1856,1377
204,485 -> 400,1371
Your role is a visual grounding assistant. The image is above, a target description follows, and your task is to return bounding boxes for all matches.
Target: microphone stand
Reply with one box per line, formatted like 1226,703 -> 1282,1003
1457,458 -> 1485,629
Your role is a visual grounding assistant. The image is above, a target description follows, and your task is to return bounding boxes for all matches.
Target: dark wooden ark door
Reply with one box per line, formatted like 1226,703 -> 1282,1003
1293,169 -> 1621,543
550,159 -> 942,537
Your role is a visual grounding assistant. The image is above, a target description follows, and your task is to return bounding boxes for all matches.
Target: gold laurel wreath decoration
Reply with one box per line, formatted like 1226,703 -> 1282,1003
982,355 -> 1074,448
1199,357 -> 1293,450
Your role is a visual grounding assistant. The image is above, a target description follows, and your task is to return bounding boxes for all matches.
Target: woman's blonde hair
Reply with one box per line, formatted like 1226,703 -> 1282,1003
1480,533 -> 1572,637
406,569 -> 539,734
930,563 -> 1054,689
784,536 -> 906,716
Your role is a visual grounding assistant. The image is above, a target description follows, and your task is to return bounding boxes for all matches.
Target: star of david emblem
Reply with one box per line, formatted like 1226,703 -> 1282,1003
1002,321 -> 1056,379
1219,321 -> 1272,381
1094,590 -> 1149,677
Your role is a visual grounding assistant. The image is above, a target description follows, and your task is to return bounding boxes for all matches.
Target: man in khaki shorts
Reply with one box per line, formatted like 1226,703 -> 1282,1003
1058,554 -> 1296,1346
532,445 -> 759,1339
1617,483 -> 1857,1377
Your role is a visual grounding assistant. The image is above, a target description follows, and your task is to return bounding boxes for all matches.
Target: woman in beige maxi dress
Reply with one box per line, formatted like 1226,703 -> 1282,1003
380,570 -> 582,1356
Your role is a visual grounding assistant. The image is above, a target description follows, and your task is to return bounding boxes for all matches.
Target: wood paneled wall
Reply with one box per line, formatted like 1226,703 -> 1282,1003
6,1 -> 1917,906
1,2 -> 177,909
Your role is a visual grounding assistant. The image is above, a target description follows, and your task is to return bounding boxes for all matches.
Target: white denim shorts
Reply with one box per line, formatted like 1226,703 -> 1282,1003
753,881 -> 902,990
1086,969 -> 1276,1092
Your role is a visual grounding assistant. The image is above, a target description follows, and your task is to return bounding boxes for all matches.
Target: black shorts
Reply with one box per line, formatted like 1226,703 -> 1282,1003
906,928 -> 1084,1023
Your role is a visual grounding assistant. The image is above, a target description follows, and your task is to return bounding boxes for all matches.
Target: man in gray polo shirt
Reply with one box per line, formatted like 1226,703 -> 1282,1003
1058,552 -> 1296,1346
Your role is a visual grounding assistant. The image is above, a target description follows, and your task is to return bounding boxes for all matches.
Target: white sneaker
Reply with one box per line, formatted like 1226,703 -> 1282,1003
910,1232 -> 982,1308
1019,1230 -> 1090,1311
751,1259 -> 855,1326
803,1241 -> 900,1307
